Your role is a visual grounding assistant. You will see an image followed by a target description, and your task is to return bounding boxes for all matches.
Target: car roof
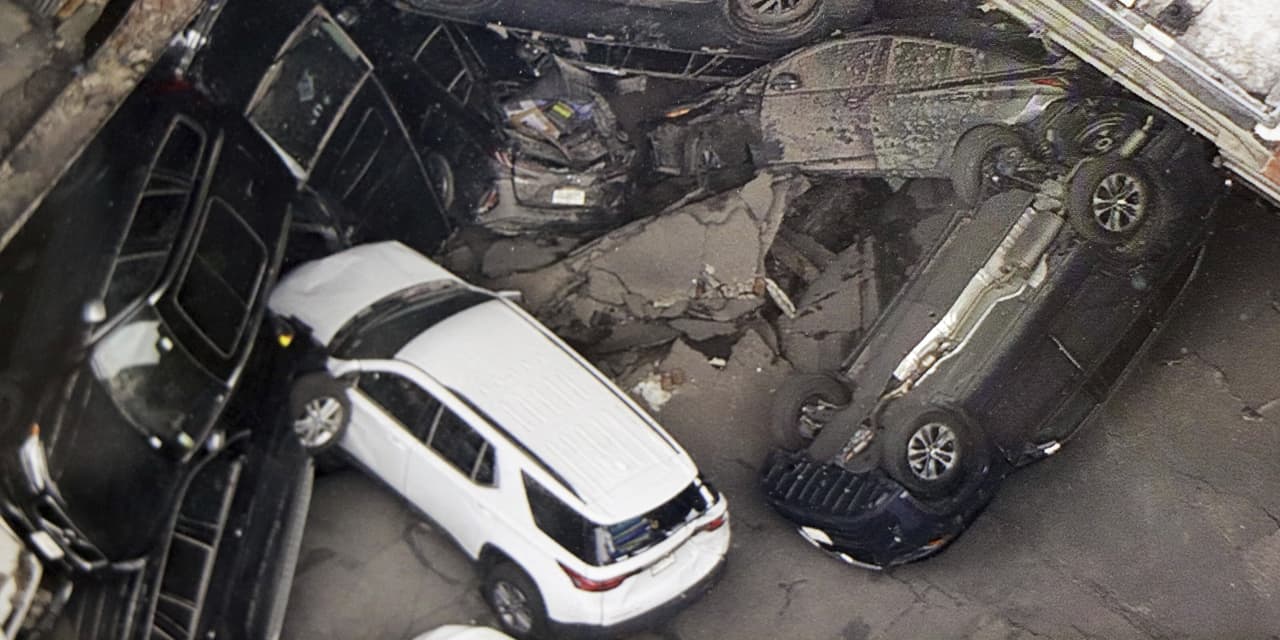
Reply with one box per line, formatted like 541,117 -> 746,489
271,242 -> 698,522
269,241 -> 460,345
397,298 -> 697,523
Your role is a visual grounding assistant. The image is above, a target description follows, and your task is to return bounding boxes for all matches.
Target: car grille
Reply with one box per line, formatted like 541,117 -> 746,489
761,455 -> 897,517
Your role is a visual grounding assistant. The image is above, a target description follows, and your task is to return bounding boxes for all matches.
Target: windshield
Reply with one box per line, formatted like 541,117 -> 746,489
88,305 -> 221,449
331,284 -> 491,360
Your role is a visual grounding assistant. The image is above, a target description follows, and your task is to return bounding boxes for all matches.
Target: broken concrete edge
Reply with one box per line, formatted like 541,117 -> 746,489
0,0 -> 203,252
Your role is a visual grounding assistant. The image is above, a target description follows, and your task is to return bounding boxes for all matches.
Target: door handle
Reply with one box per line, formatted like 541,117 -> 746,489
769,72 -> 801,92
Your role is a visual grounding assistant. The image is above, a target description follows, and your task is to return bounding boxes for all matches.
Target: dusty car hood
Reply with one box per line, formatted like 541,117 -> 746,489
268,241 -> 460,345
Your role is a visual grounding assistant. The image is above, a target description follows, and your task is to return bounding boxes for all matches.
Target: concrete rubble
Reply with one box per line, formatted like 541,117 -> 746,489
474,171 -> 806,352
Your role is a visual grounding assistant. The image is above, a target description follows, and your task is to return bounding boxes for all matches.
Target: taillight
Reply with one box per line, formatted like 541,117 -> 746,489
558,562 -> 633,592
1031,76 -> 1069,89
700,513 -> 727,533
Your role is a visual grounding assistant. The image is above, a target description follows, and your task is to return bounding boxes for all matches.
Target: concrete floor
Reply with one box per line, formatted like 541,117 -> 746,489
281,191 -> 1280,640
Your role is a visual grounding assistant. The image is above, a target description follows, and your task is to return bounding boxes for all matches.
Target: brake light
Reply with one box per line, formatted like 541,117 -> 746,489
1031,76 -> 1069,89
558,563 -> 633,592
700,513 -> 727,533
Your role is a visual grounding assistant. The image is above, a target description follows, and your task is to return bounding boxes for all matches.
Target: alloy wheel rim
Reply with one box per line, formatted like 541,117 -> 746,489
740,0 -> 813,18
1091,172 -> 1146,233
293,397 -> 343,448
492,581 -> 534,633
906,422 -> 958,480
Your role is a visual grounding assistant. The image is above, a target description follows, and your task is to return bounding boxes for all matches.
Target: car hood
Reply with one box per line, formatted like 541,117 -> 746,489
268,241 -> 461,345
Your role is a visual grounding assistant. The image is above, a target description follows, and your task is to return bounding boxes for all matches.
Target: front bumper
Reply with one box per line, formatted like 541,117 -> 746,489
761,450 -> 1003,568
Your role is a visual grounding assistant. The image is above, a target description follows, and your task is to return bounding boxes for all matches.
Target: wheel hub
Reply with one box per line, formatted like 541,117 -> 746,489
492,581 -> 533,633
906,422 -> 958,480
1091,172 -> 1146,233
293,397 -> 343,448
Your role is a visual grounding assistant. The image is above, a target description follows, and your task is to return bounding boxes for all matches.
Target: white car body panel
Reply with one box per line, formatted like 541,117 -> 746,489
395,300 -> 697,523
268,240 -> 459,344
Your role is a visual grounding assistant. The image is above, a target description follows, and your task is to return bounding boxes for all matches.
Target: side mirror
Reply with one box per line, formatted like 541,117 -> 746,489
82,299 -> 106,325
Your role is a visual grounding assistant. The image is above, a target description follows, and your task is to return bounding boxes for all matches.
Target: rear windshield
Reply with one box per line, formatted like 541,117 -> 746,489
523,473 -> 716,566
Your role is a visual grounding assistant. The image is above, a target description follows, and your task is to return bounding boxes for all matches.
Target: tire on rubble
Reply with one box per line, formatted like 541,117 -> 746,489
769,373 -> 851,450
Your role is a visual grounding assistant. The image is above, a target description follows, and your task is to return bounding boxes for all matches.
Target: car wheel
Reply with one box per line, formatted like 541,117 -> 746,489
1065,156 -> 1158,247
884,409 -> 984,498
400,0 -> 502,17
770,373 -> 851,450
288,373 -> 351,455
950,125 -> 1027,207
724,0 -> 825,44
426,152 -> 456,210
483,563 -> 548,639
1073,112 -> 1142,157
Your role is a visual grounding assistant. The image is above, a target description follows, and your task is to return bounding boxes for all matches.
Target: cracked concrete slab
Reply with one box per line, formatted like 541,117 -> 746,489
484,172 -> 801,351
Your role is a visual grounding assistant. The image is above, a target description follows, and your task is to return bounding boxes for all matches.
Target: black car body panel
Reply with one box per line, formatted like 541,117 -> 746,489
762,116 -> 1221,566
0,69 -> 311,638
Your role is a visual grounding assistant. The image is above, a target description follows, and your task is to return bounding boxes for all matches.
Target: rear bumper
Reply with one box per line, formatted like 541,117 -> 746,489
549,557 -> 727,639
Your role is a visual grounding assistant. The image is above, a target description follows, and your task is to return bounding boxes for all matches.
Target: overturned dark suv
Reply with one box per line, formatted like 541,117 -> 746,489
760,105 -> 1223,568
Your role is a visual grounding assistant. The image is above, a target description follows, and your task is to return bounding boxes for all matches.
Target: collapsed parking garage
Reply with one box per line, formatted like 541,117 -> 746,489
1,0 -> 1279,638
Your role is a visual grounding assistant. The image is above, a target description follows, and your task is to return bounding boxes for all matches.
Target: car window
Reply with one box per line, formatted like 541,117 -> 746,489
888,39 -> 953,86
103,118 -> 205,319
247,11 -> 371,175
357,370 -> 441,439
428,407 -> 494,485
524,473 -> 594,562
89,305 -> 221,448
174,198 -> 268,356
414,24 -> 475,107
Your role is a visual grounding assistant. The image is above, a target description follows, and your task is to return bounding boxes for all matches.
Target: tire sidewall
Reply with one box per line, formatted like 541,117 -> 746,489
950,125 -> 1025,207
883,408 -> 983,498
288,373 -> 351,455
723,0 -> 826,45
1066,156 -> 1176,261
769,373 -> 851,450
484,563 -> 549,640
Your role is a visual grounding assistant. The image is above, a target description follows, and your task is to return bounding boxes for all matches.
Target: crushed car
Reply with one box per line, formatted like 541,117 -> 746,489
991,0 -> 1280,208
269,241 -> 730,639
0,68 -> 311,638
759,106 -> 1224,568
645,19 -> 1172,207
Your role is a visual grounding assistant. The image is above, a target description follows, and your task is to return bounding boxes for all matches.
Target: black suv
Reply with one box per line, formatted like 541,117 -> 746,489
0,71 -> 307,639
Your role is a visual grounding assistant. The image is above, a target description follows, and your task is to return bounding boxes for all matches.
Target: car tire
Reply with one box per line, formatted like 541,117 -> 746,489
724,0 -> 826,45
483,562 -> 548,640
288,373 -> 351,455
400,0 -> 502,18
883,409 -> 985,498
770,373 -> 851,450
1065,155 -> 1179,262
950,125 -> 1027,207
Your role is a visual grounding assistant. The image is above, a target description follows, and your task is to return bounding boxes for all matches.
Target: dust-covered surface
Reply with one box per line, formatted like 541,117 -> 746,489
285,190 -> 1280,640
0,0 -> 203,251
1137,0 -> 1280,97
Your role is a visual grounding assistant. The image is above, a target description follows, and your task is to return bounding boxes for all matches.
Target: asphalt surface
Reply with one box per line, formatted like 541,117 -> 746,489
281,190 -> 1280,640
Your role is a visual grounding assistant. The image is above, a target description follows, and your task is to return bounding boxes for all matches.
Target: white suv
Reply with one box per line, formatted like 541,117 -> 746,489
268,242 -> 730,638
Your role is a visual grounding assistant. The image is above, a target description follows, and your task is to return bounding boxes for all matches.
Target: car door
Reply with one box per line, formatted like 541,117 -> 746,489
757,37 -> 889,171
873,40 -> 1054,176
401,393 -> 497,556
343,368 -> 440,491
